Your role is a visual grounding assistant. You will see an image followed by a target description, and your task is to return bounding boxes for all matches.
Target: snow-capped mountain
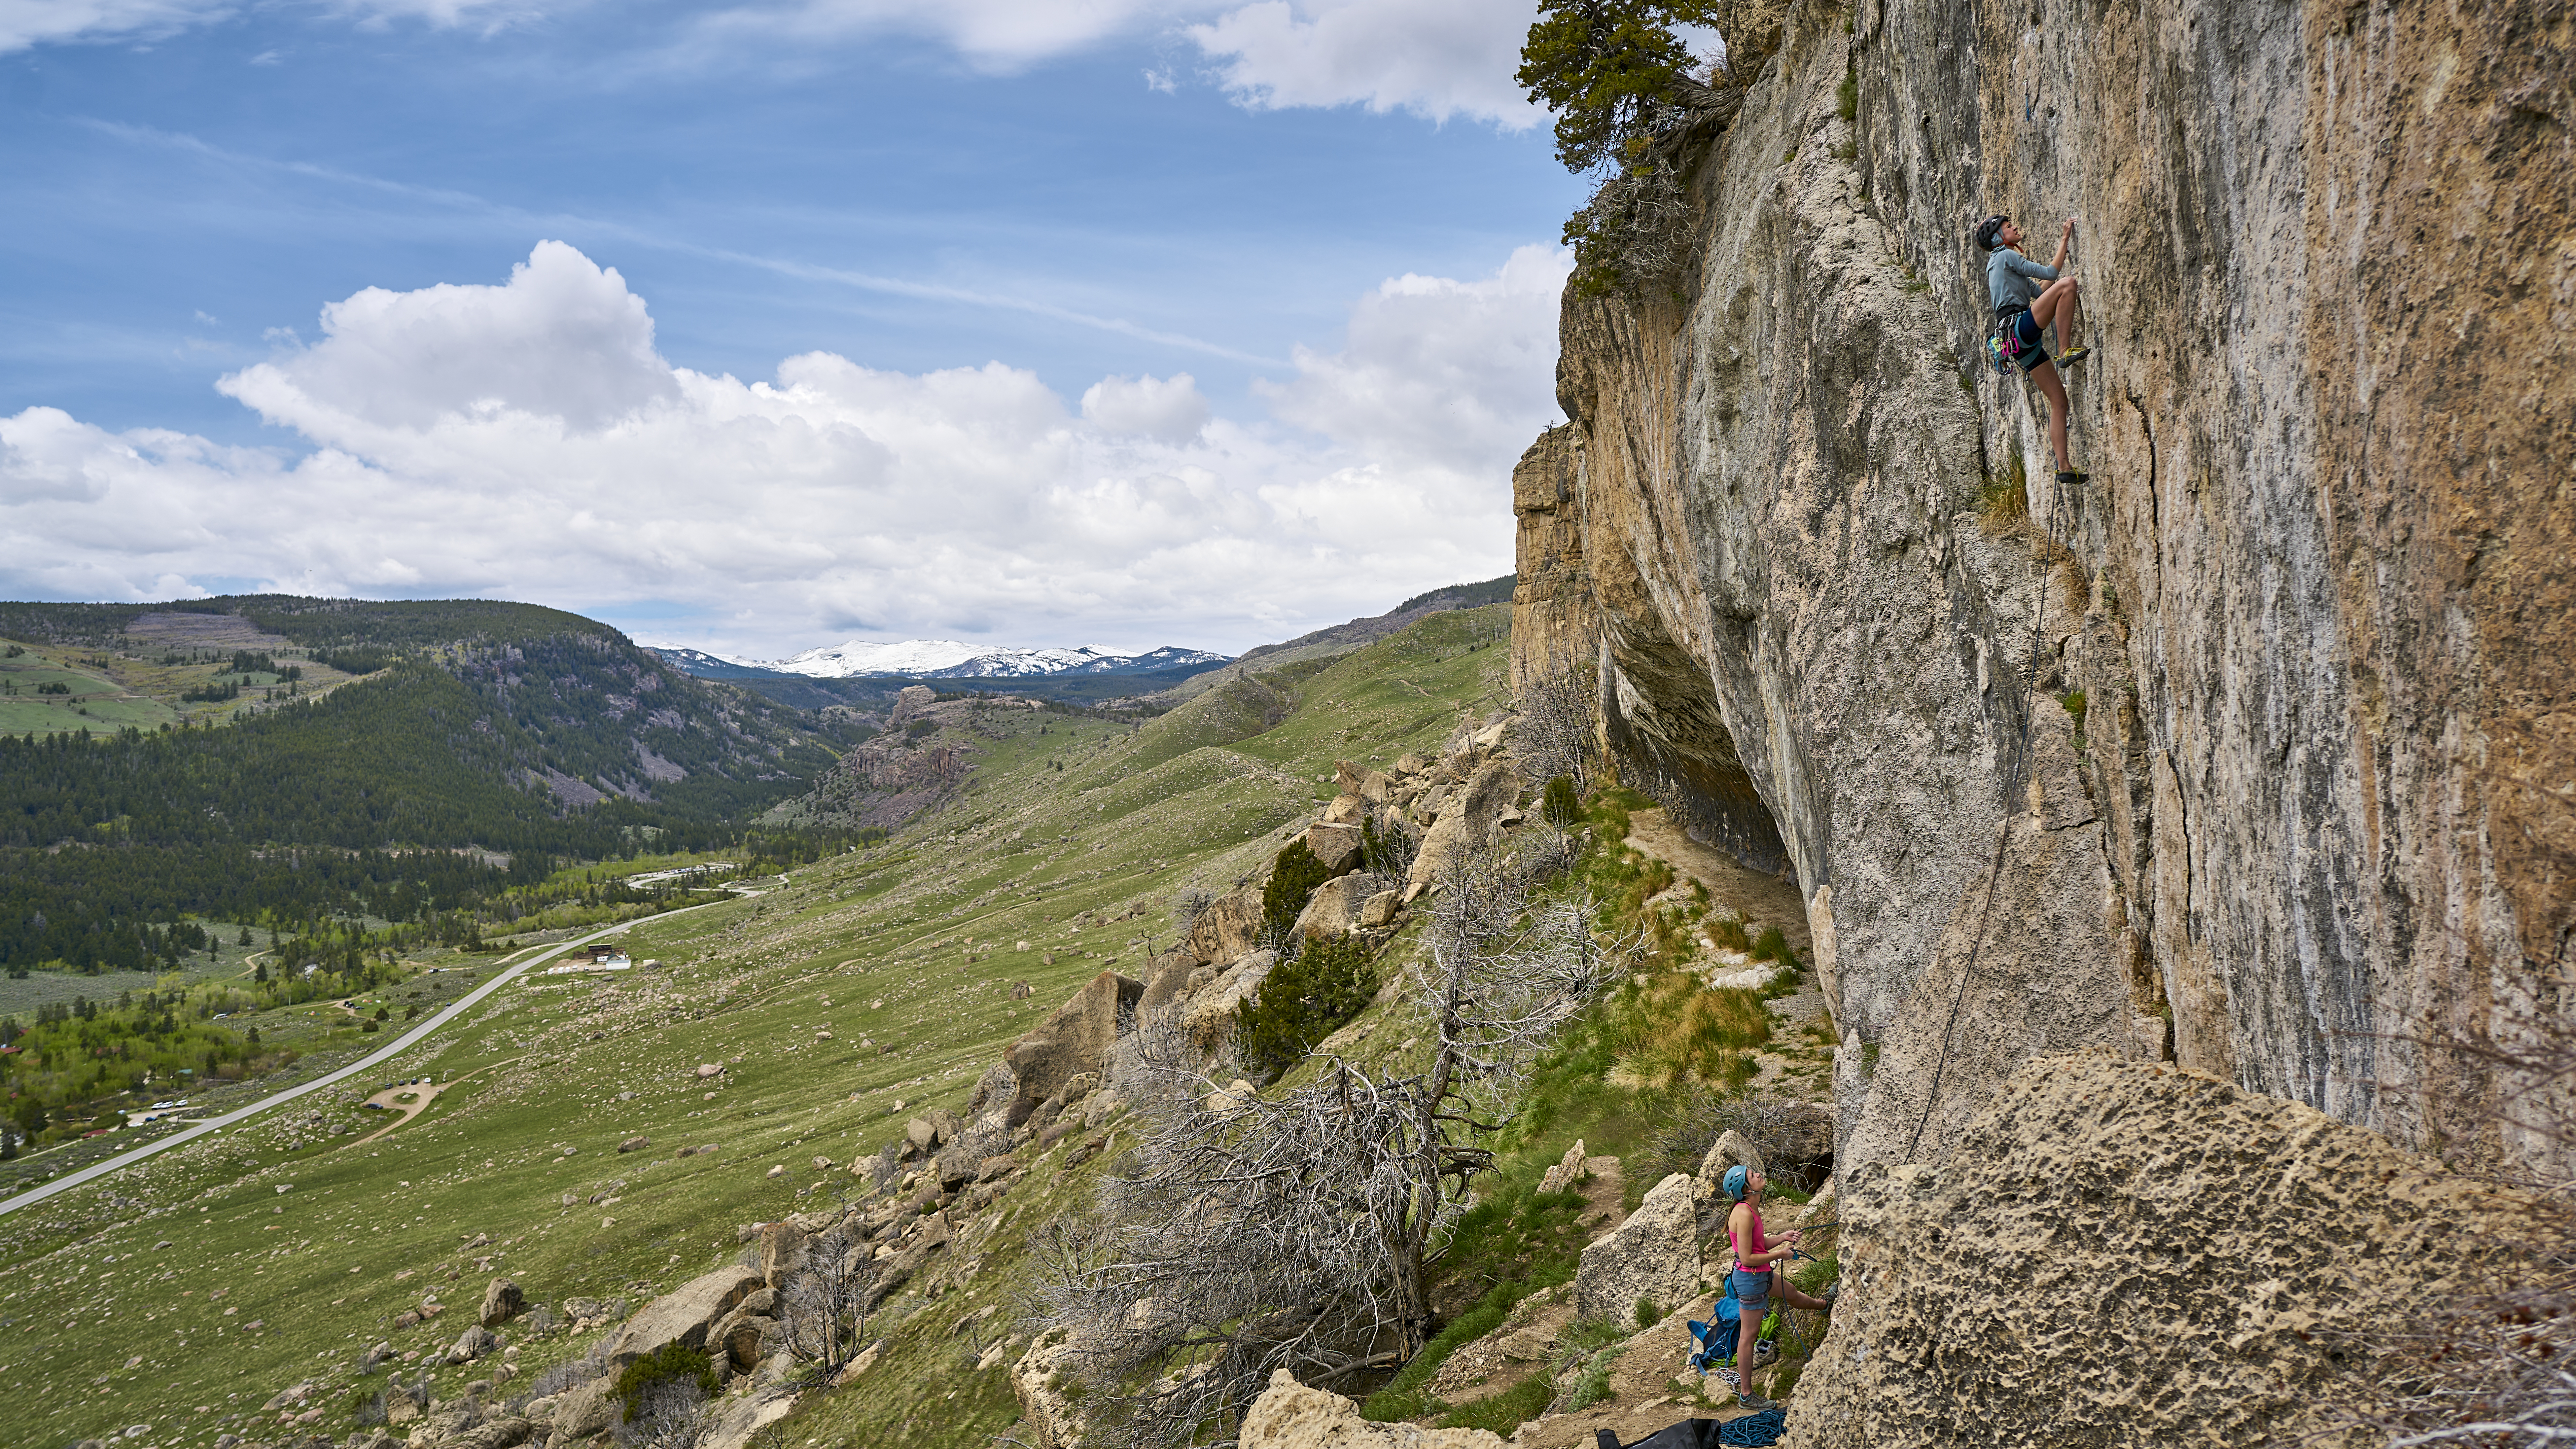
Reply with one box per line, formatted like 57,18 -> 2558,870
746,639 -> 1230,680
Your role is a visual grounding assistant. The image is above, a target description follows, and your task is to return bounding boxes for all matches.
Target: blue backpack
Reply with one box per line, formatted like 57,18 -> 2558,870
1686,1277 -> 1776,1375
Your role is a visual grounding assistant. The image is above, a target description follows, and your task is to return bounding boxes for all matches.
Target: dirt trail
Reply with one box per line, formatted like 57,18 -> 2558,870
350,1056 -> 523,1146
1620,807 -> 1811,959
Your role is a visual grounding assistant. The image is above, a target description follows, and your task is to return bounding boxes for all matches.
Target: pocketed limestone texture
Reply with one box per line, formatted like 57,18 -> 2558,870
1785,1055 -> 2556,1448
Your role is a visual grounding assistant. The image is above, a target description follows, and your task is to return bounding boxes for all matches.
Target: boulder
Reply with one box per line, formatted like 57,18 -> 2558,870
1404,760 -> 1523,902
617,1135 -> 649,1154
548,1375 -> 619,1439
1789,1056 -> 2569,1447
694,1381 -> 800,1449
1180,881 -> 1264,965
1359,891 -> 1402,929
1182,950 -> 1277,1052
444,1324 -> 499,1365
926,1107 -> 963,1143
447,1418 -> 534,1449
1136,948 -> 1202,1013
1011,1333 -> 1088,1449
1304,821 -> 1365,874
905,1116 -> 942,1154
1694,1129 -> 1767,1201
1292,874 -> 1377,940
478,1278 -> 524,1328
695,1063 -> 724,1079
1535,1139 -> 1588,1195
605,1265 -> 766,1367
1319,793 -> 1366,826
1005,971 -> 1145,1125
1393,753 -> 1427,776
1574,1172 -> 1700,1323
1334,759 -> 1369,797
1359,770 -> 1395,804
758,1221 -> 809,1285
717,1314 -> 775,1373
1239,1368 -> 1503,1449
965,1061 -> 1019,1124
833,1339 -> 886,1384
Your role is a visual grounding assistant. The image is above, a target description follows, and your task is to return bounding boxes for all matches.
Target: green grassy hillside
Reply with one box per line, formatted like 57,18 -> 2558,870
0,602 -> 1835,1449
0,605 -> 1518,1442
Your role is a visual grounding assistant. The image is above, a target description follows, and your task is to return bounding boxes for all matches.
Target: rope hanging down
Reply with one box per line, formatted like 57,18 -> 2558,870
1897,469 -> 2074,1165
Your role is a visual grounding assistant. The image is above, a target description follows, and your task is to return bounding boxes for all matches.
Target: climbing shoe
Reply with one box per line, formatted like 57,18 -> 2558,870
2057,344 -> 2092,368
2056,469 -> 2089,486
1739,1391 -> 1784,1413
1824,1279 -> 1843,1307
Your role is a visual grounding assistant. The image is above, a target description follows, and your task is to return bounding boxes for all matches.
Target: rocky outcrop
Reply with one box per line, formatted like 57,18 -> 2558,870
1573,1172 -> 1700,1323
1293,873 -> 1382,940
1183,950 -> 1278,1052
1182,882 -> 1265,966
1521,0 -> 2575,1179
605,1265 -> 765,1367
1786,1054 -> 2559,1448
1004,970 -> 1144,1126
1403,760 -> 1524,901
1238,1368 -> 1506,1449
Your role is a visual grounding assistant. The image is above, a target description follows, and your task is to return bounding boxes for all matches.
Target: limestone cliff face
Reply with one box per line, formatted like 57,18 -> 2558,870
1516,0 -> 2573,1177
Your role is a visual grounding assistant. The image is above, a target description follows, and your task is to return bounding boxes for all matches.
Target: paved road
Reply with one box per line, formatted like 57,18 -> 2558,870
0,893 -> 754,1218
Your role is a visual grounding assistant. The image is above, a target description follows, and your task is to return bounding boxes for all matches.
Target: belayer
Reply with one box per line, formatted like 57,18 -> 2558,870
1719,1163 -> 1834,1412
1976,213 -> 2090,483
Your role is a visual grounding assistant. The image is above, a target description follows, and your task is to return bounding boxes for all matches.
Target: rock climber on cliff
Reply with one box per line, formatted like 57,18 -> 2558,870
1976,214 -> 2091,483
1721,1163 -> 1833,1412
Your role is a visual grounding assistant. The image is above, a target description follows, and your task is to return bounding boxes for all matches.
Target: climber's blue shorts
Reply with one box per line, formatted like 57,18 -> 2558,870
2011,308 -> 2053,372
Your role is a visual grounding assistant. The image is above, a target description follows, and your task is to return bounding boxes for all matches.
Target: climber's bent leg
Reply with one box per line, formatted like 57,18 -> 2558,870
2033,276 -> 2087,363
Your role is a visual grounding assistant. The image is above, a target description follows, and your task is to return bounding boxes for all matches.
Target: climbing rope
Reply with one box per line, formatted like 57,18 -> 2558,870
1896,468 -> 2071,1165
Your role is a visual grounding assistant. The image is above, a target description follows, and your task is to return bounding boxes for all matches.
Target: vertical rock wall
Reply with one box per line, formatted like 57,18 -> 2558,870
1515,0 -> 2573,1177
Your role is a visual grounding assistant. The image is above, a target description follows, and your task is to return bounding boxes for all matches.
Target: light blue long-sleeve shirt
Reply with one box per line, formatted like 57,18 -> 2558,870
1986,246 -> 2056,312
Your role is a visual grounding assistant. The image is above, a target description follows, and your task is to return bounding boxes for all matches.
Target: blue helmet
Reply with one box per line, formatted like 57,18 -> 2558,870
1723,1164 -> 1753,1200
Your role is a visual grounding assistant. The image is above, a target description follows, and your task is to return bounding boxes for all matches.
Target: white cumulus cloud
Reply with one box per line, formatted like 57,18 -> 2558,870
1,240 -> 1567,656
1082,373 -> 1211,444
1187,0 -> 1543,127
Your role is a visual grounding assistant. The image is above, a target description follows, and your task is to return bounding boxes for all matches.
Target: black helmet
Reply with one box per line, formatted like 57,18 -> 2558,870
1974,214 -> 2008,252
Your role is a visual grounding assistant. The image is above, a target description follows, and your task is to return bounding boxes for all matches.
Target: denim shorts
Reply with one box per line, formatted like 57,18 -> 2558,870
1729,1267 -> 1772,1315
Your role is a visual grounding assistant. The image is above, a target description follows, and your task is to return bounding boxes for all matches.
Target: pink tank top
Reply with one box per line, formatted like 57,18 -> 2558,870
1729,1203 -> 1768,1271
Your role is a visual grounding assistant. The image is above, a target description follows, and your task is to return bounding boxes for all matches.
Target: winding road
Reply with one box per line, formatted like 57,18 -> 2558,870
0,890 -> 758,1218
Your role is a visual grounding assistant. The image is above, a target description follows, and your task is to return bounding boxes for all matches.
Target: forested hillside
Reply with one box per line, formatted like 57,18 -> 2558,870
0,596 -> 865,975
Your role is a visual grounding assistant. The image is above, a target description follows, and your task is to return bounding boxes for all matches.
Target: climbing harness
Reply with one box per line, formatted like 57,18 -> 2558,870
1982,304 -> 2038,377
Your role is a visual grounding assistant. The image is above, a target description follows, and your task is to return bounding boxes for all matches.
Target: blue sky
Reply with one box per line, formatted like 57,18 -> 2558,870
0,1 -> 1599,658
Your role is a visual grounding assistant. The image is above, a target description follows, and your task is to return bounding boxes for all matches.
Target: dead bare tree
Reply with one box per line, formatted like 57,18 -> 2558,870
1029,835 -> 1633,1449
616,1376 -> 711,1449
1513,655 -> 1599,791
777,1202 -> 878,1378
